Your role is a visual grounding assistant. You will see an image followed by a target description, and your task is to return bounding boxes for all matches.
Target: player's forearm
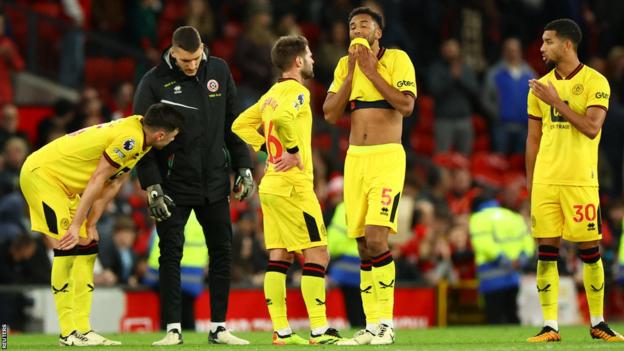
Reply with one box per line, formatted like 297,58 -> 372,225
323,78 -> 352,124
554,100 -> 601,139
86,179 -> 124,227
70,174 -> 109,230
232,124 -> 265,152
368,73 -> 415,116
525,138 -> 540,188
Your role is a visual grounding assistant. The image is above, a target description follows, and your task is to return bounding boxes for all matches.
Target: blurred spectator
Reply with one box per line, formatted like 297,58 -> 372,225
447,167 -> 480,216
110,81 -> 135,120
274,12 -> 301,37
0,103 -> 28,150
448,223 -> 475,280
326,202 -> 365,328
0,13 -> 25,104
482,38 -> 535,155
469,197 -> 534,324
59,0 -> 86,88
1,136 -> 28,184
101,216 -> 139,286
91,0 -> 127,39
0,234 -> 50,331
73,87 -> 109,128
316,20 -> 348,87
132,0 -> 162,67
234,4 -> 275,108
36,98 -> 76,148
231,211 -> 266,286
429,39 -> 479,155
183,0 -> 216,43
601,46 -> 624,197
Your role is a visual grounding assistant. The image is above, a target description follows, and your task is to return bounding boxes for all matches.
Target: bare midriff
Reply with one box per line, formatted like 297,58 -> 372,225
349,107 -> 403,145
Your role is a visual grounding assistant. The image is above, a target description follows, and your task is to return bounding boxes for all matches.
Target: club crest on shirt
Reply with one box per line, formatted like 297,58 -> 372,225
123,139 -> 135,151
207,79 -> 219,92
60,218 -> 70,230
572,83 -> 583,95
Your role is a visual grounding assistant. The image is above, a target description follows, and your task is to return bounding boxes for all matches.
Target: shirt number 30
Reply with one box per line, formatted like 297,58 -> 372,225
572,203 -> 597,222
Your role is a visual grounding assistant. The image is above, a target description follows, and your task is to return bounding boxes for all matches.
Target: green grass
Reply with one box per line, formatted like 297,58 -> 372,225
5,324 -> 624,350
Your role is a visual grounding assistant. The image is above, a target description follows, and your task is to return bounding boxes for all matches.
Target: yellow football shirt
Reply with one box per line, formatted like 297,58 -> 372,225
232,78 -> 314,196
528,64 -> 610,186
328,47 -> 417,102
25,116 -> 151,194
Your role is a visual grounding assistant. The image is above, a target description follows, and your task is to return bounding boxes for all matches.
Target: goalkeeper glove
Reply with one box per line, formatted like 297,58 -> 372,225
233,168 -> 255,200
147,184 -> 175,222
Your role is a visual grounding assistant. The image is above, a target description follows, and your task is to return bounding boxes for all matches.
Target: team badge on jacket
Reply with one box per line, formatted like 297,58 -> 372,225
207,79 -> 219,92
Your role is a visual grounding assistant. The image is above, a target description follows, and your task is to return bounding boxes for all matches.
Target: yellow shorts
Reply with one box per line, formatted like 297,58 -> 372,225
19,166 -> 87,239
260,189 -> 327,252
531,183 -> 601,242
344,143 -> 405,238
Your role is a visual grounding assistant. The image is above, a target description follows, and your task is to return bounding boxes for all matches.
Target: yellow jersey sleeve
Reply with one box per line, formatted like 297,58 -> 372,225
271,90 -> 306,150
527,90 -> 542,119
232,100 -> 265,152
104,132 -> 142,169
391,51 -> 417,97
586,74 -> 610,111
328,57 -> 348,94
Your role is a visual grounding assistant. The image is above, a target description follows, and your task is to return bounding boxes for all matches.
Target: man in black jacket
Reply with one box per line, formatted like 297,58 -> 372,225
134,26 -> 253,346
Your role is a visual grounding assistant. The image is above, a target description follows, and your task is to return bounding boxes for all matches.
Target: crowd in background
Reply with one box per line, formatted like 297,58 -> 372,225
1,0 -> 624,327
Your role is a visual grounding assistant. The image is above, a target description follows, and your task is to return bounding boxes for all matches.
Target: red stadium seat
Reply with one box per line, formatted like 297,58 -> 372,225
472,114 -> 488,136
116,58 -> 136,83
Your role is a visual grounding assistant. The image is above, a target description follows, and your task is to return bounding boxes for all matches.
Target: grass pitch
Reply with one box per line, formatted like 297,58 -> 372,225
6,324 -> 624,350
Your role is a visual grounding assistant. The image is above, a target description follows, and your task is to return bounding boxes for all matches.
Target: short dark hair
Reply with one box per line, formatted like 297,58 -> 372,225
143,103 -> 185,132
172,26 -> 202,52
271,35 -> 308,72
348,7 -> 384,30
544,18 -> 582,49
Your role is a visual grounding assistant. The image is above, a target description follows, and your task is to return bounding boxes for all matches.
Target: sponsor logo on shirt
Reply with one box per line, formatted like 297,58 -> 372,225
595,92 -> 609,99
397,80 -> 415,88
113,148 -> 126,159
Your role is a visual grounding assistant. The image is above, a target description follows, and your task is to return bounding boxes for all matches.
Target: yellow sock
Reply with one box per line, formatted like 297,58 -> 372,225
580,247 -> 604,321
536,259 -> 559,322
360,260 -> 379,326
264,261 -> 290,331
371,252 -> 395,323
301,263 -> 328,330
73,244 -> 98,334
52,251 -> 76,337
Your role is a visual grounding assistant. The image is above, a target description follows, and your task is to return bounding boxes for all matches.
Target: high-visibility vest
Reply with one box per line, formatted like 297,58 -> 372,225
327,203 -> 360,287
144,210 -> 209,297
469,206 -> 534,293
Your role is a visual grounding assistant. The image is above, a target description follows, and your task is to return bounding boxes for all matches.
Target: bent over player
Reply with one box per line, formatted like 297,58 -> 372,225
526,18 -> 623,342
323,6 -> 416,345
232,35 -> 343,345
19,103 -> 183,346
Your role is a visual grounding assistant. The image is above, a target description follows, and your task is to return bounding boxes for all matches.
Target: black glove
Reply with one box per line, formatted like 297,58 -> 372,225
233,168 -> 255,200
147,184 -> 175,222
